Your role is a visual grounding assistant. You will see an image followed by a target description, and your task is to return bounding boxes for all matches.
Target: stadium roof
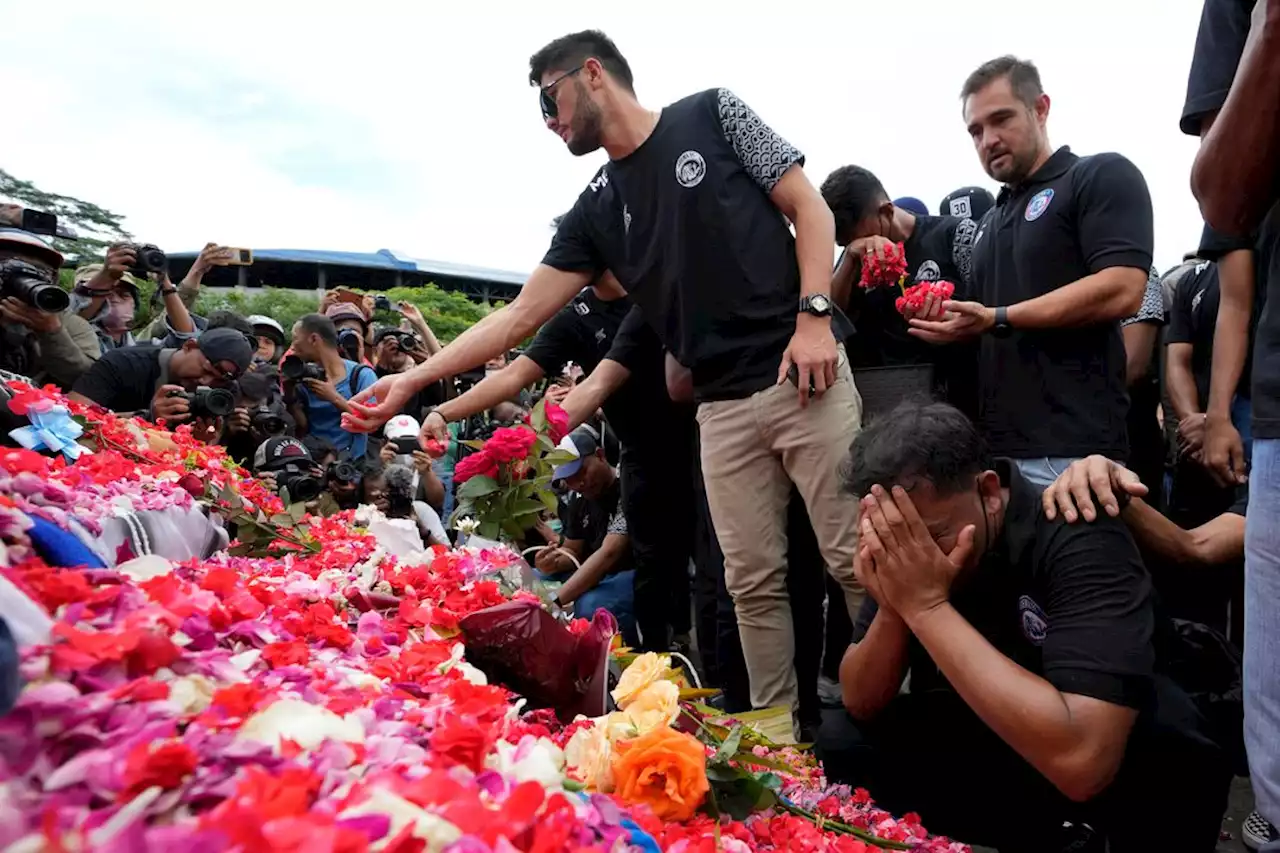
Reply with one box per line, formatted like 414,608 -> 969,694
167,248 -> 526,286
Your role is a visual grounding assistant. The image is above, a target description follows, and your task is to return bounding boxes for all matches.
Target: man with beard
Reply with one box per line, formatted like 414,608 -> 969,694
907,57 -> 1152,488
345,30 -> 860,723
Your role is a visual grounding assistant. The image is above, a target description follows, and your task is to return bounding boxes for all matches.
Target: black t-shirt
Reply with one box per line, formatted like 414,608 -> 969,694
525,290 -> 689,457
542,88 -> 807,403
70,345 -> 167,414
562,477 -> 632,575
1181,0 -> 1280,438
847,215 -> 978,369
969,147 -> 1154,459
852,460 -> 1156,710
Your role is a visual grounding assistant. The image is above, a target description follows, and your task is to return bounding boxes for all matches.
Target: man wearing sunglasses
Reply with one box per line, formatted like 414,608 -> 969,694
346,29 -> 859,724
70,327 -> 254,433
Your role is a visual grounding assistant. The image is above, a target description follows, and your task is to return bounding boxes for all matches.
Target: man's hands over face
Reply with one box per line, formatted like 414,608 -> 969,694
858,485 -> 975,624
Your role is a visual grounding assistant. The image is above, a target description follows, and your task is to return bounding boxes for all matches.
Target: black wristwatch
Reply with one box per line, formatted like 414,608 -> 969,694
799,294 -> 833,317
991,306 -> 1013,338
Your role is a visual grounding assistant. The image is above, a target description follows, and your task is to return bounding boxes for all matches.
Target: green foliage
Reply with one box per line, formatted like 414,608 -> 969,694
0,167 -> 130,263
193,289 -> 321,334
370,285 -> 490,341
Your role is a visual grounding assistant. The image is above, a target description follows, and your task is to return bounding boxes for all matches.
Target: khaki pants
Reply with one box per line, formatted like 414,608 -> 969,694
696,354 -> 864,714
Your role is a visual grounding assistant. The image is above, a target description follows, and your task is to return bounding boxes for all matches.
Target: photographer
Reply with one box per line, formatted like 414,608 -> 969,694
371,326 -> 434,418
383,462 -> 450,547
284,314 -> 377,460
379,415 -> 446,512
68,328 -> 254,443
325,303 -> 372,365
0,227 -> 100,387
253,436 -> 325,505
73,243 -> 195,352
248,315 -> 286,366
223,370 -> 293,466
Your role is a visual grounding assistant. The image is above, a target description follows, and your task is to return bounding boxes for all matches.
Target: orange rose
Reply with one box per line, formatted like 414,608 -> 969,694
611,727 -> 709,822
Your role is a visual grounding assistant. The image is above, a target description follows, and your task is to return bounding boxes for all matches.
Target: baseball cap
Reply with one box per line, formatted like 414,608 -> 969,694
198,327 -> 255,376
253,436 -> 313,472
384,415 -> 420,441
893,197 -> 929,217
552,426 -> 600,481
940,186 -> 996,221
73,263 -> 139,297
325,303 -> 368,326
0,228 -> 63,269
247,315 -> 285,343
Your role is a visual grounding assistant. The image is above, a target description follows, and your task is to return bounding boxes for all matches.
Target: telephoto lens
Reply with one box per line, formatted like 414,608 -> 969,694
337,328 -> 362,360
280,355 -> 324,383
328,460 -> 360,484
179,387 -> 236,419
0,258 -> 70,313
251,407 -> 287,436
275,465 -> 322,502
374,295 -> 392,312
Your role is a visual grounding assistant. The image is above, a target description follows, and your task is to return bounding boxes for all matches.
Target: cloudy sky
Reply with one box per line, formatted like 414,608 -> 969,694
1,1 -> 1206,275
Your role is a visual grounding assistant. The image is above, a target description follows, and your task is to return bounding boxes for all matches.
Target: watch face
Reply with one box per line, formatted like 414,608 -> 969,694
809,294 -> 830,312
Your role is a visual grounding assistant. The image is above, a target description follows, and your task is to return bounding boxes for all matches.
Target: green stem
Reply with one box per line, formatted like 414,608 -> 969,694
680,705 -> 724,745
778,801 -> 911,850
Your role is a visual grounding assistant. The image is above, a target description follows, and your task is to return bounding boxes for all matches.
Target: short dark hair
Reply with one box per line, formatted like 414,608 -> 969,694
301,435 -> 335,461
820,166 -> 889,245
960,56 -> 1044,107
842,401 -> 992,499
296,313 -> 338,348
529,30 -> 635,94
206,310 -> 255,338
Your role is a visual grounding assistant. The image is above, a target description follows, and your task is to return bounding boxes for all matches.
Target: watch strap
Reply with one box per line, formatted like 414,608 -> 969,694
994,306 -> 1009,328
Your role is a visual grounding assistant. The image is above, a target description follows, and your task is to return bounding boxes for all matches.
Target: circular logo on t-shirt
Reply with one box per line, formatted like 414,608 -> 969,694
675,150 -> 707,188
1018,594 -> 1048,646
914,260 -> 941,282
1024,188 -> 1054,222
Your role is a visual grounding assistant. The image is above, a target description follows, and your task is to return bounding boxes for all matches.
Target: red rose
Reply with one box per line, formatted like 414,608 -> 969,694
454,450 -> 499,484
429,715 -> 494,773
483,426 -> 537,464
262,638 -> 310,668
543,403 -> 570,443
177,473 -> 204,497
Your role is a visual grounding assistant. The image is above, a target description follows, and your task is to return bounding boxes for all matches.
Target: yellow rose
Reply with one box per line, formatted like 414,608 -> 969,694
564,718 -> 617,792
611,652 -> 671,709
625,680 -> 680,733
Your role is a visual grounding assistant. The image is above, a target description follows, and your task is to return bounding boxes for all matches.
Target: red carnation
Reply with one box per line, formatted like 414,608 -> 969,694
453,450 -> 499,485
895,280 -> 955,317
483,426 -> 537,464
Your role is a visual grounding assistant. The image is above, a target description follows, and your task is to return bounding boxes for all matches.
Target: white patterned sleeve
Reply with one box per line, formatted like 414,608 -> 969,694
951,218 -> 978,287
716,88 -> 804,194
1122,266 -> 1165,327
606,506 -> 628,538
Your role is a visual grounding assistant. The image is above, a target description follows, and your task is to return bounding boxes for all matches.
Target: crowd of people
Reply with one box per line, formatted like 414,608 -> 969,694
1,6 -> 1277,850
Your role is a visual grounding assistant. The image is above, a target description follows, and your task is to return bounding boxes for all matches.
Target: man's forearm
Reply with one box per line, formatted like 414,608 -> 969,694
1194,14 -> 1280,233
436,356 -> 544,423
1121,323 -> 1157,386
1207,250 -> 1255,417
831,248 -> 859,313
1005,267 -> 1146,329
561,359 -> 630,431
906,603 -> 1130,801
795,195 -> 838,300
555,534 -> 625,605
163,291 -> 196,335
1165,346 -> 1202,421
838,608 -> 910,721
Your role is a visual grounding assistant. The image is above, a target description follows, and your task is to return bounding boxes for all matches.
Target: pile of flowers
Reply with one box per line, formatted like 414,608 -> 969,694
0,382 -> 969,852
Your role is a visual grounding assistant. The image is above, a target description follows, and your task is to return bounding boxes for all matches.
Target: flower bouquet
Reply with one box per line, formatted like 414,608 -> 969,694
856,243 -> 958,321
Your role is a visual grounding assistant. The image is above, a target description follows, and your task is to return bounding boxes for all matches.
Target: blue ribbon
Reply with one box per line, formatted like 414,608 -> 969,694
9,405 -> 88,462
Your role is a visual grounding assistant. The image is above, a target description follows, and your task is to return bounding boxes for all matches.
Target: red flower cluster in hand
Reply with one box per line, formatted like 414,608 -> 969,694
484,426 -> 537,464
120,740 -> 199,799
895,280 -> 955,316
454,451 -> 499,485
858,242 -> 908,289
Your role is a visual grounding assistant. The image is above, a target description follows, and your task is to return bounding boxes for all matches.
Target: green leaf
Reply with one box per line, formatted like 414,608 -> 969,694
288,502 -> 308,523
712,725 -> 744,765
500,517 -> 527,542
731,751 -> 795,773
709,774 -> 777,821
509,498 -> 545,516
705,764 -> 741,783
218,482 -> 241,508
478,521 -> 500,540
269,513 -> 294,527
562,778 -> 584,793
531,398 -> 548,433
542,449 -> 578,467
457,475 -> 501,499
538,489 -> 560,513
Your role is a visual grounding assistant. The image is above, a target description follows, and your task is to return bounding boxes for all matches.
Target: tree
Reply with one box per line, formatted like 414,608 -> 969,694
0,168 -> 131,263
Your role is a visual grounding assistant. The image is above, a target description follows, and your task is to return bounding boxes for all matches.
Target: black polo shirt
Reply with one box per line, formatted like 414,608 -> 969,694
70,345 -> 168,414
561,476 -> 632,576
852,460 -> 1156,710
969,146 -> 1154,460
1182,0 -> 1280,438
542,88 -> 807,404
524,290 -> 688,457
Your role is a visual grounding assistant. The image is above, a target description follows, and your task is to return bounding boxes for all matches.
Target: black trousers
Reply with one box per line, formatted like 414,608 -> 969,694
621,440 -> 694,651
817,689 -> 1231,852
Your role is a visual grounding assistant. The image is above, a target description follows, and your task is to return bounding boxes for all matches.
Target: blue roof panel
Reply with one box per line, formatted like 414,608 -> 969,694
167,248 -> 526,286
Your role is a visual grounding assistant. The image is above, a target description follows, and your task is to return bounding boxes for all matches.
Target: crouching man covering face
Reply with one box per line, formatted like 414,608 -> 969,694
818,401 -> 1230,853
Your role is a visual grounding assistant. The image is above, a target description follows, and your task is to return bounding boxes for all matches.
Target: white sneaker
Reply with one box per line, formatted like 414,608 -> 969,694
1243,810 -> 1277,851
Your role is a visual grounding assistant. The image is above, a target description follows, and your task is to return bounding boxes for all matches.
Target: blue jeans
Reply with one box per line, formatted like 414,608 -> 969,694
540,568 -> 639,648
1012,457 -> 1082,491
1247,439 -> 1280,840
1234,395 -> 1254,464
433,460 -> 455,524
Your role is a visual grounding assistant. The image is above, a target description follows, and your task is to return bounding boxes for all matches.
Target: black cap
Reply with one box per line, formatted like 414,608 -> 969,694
940,186 -> 996,221
198,327 -> 255,376
253,436 -> 312,471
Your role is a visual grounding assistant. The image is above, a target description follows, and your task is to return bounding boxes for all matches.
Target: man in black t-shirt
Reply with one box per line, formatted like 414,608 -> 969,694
1182,4 -> 1280,844
346,30 -> 861,720
907,57 -> 1153,488
820,402 -> 1230,852
820,164 -> 978,415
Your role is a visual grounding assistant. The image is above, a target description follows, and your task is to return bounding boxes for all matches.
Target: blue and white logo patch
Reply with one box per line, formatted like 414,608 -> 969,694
1024,188 -> 1054,222
1018,595 -> 1048,645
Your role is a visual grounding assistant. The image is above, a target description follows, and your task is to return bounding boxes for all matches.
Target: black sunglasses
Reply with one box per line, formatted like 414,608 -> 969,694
539,65 -> 584,120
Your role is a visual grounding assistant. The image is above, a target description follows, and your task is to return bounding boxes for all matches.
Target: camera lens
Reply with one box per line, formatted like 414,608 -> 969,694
136,244 -> 167,273
0,259 -> 70,314
277,469 -> 321,502
374,295 -> 392,311
253,411 -> 286,435
329,461 -> 359,483
280,355 -> 306,382
191,387 -> 236,419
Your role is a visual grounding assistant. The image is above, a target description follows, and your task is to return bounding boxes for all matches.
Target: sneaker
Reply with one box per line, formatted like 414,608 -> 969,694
1243,811 -> 1277,851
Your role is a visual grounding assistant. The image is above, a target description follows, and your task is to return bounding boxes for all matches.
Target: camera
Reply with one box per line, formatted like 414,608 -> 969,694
456,366 -> 486,389
168,386 -> 236,419
127,243 -> 167,276
280,355 -> 325,383
373,295 -> 393,312
0,258 -> 70,313
251,405 -> 287,436
275,464 -> 322,502
327,460 -> 360,484
390,332 -> 418,352
337,327 -> 362,361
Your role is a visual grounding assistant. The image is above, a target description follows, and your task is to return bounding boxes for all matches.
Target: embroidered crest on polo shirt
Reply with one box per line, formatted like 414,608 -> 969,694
1024,188 -> 1055,222
675,150 -> 707,188
1018,594 -> 1048,646
914,260 -> 941,282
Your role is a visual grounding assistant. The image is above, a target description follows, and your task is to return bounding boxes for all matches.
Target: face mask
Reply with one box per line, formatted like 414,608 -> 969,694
99,302 -> 134,334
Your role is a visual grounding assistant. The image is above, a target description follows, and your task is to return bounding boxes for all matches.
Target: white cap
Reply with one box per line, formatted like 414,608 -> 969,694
0,228 -> 63,268
384,415 -> 420,440
247,315 -> 285,341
